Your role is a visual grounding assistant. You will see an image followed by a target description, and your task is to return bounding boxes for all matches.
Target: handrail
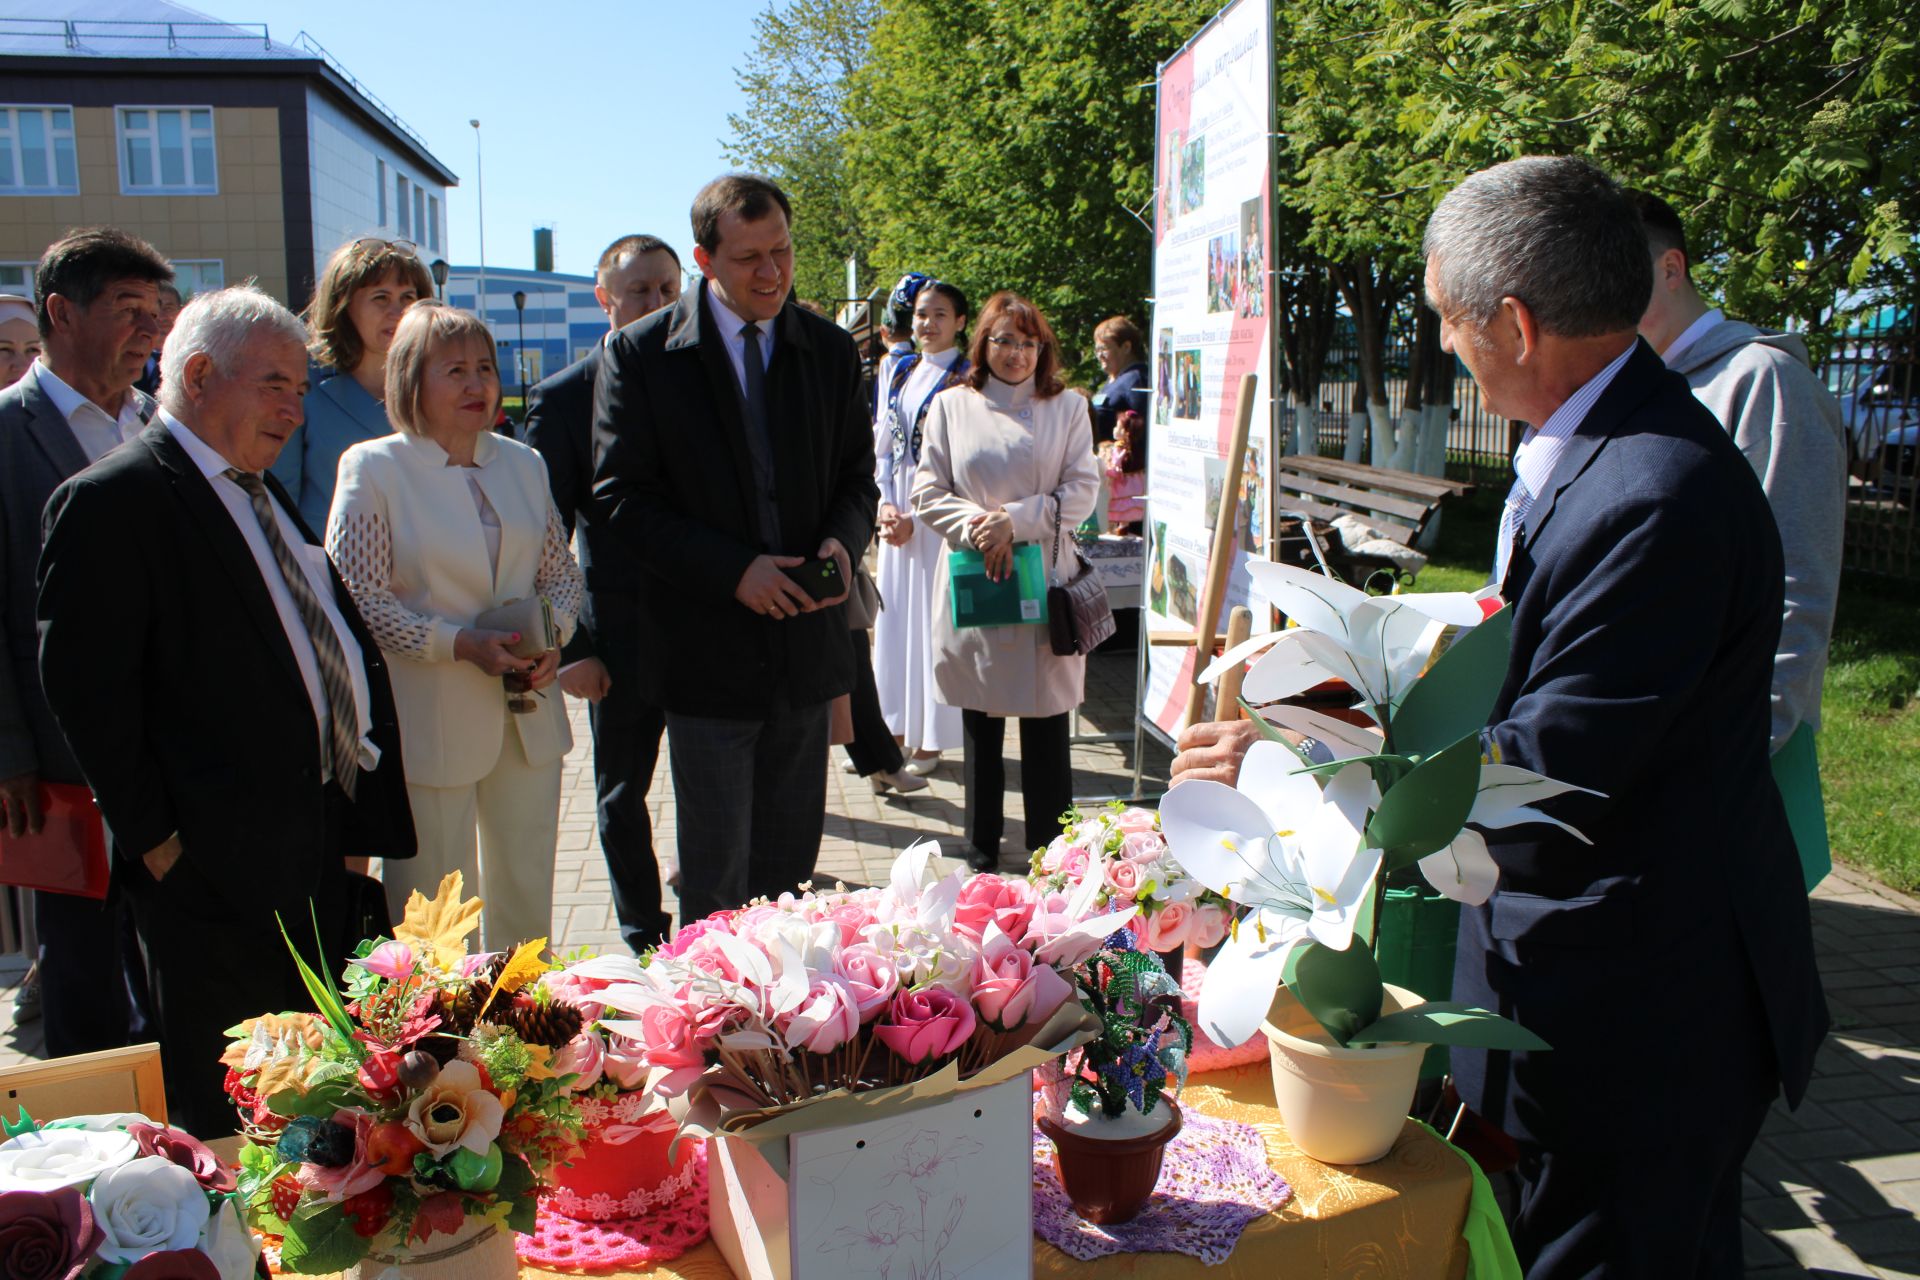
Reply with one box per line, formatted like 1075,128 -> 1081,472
289,30 -> 435,158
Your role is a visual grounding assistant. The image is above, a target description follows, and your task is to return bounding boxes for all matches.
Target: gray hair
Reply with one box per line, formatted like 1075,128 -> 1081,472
158,284 -> 308,412
1422,156 -> 1651,338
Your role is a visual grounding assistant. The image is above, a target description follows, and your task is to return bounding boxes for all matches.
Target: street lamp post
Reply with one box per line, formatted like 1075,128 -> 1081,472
429,258 -> 448,299
512,289 -> 528,430
470,119 -> 487,346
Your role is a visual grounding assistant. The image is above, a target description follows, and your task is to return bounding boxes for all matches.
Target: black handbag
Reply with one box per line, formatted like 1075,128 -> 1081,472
1047,499 -> 1116,656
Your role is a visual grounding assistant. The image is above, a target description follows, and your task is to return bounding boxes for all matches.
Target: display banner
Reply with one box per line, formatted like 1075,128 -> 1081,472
1143,0 -> 1277,740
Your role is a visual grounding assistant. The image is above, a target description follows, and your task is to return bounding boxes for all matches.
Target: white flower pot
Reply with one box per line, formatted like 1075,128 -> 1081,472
1261,982 -> 1428,1166
348,1213 -> 519,1280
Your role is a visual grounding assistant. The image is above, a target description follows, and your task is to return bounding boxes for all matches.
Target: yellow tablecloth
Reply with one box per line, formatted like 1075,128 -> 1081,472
515,1061 -> 1473,1280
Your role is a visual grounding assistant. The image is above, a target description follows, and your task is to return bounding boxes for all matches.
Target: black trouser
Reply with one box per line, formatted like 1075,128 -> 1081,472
961,709 -> 1072,860
584,591 -> 671,953
36,873 -> 151,1057
843,629 -> 905,778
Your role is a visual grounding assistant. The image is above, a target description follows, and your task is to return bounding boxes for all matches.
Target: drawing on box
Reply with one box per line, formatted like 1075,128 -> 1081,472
814,1128 -> 984,1279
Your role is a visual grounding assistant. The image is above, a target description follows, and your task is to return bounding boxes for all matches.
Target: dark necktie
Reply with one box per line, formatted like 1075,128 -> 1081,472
739,323 -> 780,547
224,469 -> 361,798
741,322 -> 770,439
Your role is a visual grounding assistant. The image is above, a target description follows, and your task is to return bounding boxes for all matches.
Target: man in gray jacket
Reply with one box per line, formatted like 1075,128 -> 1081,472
1634,192 -> 1846,885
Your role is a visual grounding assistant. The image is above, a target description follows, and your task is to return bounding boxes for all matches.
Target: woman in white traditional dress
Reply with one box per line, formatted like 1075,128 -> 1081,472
873,279 -> 971,778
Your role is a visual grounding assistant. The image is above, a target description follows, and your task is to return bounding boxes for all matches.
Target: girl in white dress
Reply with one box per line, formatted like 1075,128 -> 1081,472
873,280 -> 971,773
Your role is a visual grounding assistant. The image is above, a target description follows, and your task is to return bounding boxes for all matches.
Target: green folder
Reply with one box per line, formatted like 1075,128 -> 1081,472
949,543 -> 1049,628
1773,722 -> 1830,893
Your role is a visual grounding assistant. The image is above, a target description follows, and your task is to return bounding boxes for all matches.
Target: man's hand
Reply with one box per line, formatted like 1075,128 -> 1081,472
816,537 -> 853,608
879,503 -> 914,546
525,648 -> 562,693
558,657 -> 613,702
143,833 -> 183,882
1170,719 -> 1261,787
0,773 -> 44,838
736,554 -> 817,619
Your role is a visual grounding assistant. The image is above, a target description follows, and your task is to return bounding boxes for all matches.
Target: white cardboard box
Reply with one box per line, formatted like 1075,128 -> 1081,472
710,1073 -> 1035,1280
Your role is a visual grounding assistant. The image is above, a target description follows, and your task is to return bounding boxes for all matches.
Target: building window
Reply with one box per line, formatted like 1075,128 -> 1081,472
413,188 -> 426,250
0,263 -> 33,293
376,159 -> 387,226
0,107 -> 79,195
170,260 -> 224,301
118,107 -> 217,194
428,195 -> 440,252
396,174 -> 410,238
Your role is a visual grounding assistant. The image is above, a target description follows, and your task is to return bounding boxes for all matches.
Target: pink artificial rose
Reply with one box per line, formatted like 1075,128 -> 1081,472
874,987 -> 977,1064
953,874 -> 1037,945
835,944 -> 900,1021
1114,808 -> 1158,835
601,1032 -> 650,1090
1038,839 -> 1076,875
824,902 -> 878,948
1056,847 -> 1092,882
1189,902 -> 1231,950
638,1004 -> 707,1074
783,976 -> 862,1054
656,914 -> 733,960
1139,900 -> 1194,954
1104,858 -> 1144,898
125,1123 -> 235,1195
552,1028 -> 607,1093
970,938 -> 1074,1031
1121,831 -> 1166,865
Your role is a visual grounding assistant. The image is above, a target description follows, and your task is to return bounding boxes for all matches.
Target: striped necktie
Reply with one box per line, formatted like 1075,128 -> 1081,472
224,469 -> 361,799
1493,471 -> 1532,590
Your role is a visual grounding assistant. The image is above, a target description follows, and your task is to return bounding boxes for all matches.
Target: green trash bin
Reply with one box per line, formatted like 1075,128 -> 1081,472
1374,885 -> 1462,1080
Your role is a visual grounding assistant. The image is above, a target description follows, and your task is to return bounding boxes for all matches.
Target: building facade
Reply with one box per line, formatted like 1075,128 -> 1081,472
0,4 -> 455,309
444,265 -> 608,393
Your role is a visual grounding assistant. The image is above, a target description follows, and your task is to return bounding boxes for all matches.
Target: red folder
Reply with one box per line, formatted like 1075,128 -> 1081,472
0,781 -> 110,899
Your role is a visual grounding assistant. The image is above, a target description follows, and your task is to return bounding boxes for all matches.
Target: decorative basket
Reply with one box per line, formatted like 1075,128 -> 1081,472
348,1214 -> 518,1280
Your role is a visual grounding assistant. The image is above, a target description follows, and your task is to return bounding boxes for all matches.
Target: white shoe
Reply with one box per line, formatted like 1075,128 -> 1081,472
903,754 -> 942,777
840,757 -> 860,774
870,768 -> 929,794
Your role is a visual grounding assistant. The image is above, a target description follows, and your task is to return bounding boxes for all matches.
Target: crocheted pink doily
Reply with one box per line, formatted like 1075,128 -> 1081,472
1182,955 -> 1270,1072
1033,1108 -> 1290,1264
515,1144 -> 711,1270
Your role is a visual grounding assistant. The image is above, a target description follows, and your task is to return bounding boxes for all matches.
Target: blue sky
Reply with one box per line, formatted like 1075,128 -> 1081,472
240,0 -> 770,275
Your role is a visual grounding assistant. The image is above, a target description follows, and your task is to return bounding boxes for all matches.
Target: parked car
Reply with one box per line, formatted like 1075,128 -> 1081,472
1830,361 -> 1920,480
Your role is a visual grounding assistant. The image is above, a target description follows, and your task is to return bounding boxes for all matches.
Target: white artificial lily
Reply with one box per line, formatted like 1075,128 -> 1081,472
1206,562 -> 1486,710
1160,745 -> 1383,1048
1414,764 -> 1602,905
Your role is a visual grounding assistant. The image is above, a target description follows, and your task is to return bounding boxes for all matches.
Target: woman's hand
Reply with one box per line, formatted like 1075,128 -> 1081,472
525,648 -> 562,693
969,509 -> 1015,580
879,503 -> 915,546
454,627 -> 527,676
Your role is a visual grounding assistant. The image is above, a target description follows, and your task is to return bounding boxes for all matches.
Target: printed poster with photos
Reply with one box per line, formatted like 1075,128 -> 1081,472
1143,0 -> 1277,739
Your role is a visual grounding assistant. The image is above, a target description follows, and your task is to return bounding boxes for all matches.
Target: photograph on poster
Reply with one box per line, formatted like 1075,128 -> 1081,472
1179,135 -> 1206,215
1239,197 -> 1265,318
1166,552 -> 1196,624
1149,523 -> 1170,616
1238,443 -> 1265,553
1207,231 -> 1239,314
1203,456 -> 1227,528
1173,349 -> 1203,419
1155,329 -> 1174,423
1166,130 -> 1184,226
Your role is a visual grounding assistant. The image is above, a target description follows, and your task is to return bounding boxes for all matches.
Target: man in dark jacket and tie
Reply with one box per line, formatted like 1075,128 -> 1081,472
526,232 -> 684,953
592,174 -> 877,926
38,284 -> 415,1134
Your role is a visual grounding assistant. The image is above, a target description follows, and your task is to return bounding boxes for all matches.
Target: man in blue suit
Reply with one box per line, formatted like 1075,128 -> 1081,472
1424,156 -> 1827,1277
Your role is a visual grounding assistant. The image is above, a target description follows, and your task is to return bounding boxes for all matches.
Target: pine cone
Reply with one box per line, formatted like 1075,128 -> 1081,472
438,980 -> 485,1038
482,995 -> 584,1047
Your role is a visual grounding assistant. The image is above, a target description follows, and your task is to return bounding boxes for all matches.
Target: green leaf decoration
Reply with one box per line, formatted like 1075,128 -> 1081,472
0,1108 -> 37,1140
276,909 -> 356,1046
1240,697 -> 1315,765
1288,750 -> 1412,779
495,1152 -> 540,1235
1349,1001 -> 1551,1051
1366,733 -> 1483,871
1287,940 -> 1385,1047
281,1199 -> 373,1274
1390,606 -> 1513,759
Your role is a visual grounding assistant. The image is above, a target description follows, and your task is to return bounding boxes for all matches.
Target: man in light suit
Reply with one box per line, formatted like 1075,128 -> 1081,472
38,285 -> 415,1135
0,227 -> 169,1057
592,174 -> 877,926
526,233 -> 682,952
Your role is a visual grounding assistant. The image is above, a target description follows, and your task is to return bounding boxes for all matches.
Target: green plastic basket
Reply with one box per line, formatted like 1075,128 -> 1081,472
1375,886 -> 1462,1080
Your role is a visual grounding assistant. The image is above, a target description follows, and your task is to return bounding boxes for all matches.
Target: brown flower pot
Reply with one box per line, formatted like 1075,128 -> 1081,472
1038,1099 -> 1182,1225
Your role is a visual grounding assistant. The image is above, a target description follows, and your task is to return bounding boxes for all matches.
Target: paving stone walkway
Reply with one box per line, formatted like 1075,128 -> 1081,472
2,645 -> 1914,1277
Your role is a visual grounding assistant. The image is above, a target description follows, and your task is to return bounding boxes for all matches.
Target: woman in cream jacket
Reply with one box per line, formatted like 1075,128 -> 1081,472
913,292 -> 1100,871
328,302 -> 584,947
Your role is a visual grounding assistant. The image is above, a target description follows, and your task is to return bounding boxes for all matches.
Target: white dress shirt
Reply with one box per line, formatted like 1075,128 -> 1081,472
1494,341 -> 1638,585
32,360 -> 145,463
1659,308 -> 1724,367
705,286 -> 776,398
160,409 -> 379,777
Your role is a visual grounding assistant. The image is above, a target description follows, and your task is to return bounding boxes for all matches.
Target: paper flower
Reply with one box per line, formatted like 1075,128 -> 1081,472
194,1195 -> 260,1280
1160,745 -> 1382,1047
88,1156 -> 211,1265
122,1249 -> 221,1279
970,932 -> 1073,1031
875,987 -> 977,1063
404,1060 -> 505,1158
0,1186 -> 103,1279
124,1124 -> 235,1195
0,1128 -> 137,1192
349,941 -> 415,981
781,976 -> 862,1054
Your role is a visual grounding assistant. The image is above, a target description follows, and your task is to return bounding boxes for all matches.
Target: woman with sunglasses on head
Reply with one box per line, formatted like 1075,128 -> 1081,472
912,292 -> 1100,872
872,278 -> 971,785
270,238 -> 432,531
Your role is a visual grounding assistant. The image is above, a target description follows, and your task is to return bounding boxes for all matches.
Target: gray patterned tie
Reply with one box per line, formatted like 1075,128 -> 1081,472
224,469 -> 361,798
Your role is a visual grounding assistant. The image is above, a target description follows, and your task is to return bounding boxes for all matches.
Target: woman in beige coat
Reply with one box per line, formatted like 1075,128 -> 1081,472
913,292 -> 1100,871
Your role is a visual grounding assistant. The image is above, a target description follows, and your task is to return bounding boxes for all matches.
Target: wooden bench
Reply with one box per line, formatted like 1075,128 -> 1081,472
1272,455 -> 1472,547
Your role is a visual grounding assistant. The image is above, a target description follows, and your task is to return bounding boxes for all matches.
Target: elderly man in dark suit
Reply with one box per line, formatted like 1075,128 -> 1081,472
526,233 -> 683,953
38,284 -> 415,1135
0,227 -> 169,1057
592,174 -> 877,926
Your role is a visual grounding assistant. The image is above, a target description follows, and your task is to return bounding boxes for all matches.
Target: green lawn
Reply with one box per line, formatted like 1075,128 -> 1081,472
1413,486 -> 1920,893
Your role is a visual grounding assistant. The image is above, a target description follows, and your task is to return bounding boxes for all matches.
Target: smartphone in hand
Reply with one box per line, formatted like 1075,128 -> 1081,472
782,555 -> 846,602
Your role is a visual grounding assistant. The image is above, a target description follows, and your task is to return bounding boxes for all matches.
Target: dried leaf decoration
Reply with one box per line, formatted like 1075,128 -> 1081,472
394,872 -> 483,971
478,937 -> 550,1018
219,1012 -> 329,1095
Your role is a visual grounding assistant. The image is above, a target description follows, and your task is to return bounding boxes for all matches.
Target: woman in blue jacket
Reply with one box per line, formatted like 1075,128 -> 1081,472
271,238 -> 434,530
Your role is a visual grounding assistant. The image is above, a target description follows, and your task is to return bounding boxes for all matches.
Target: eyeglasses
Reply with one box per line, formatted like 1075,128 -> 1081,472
348,237 -> 418,256
987,336 -> 1041,353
